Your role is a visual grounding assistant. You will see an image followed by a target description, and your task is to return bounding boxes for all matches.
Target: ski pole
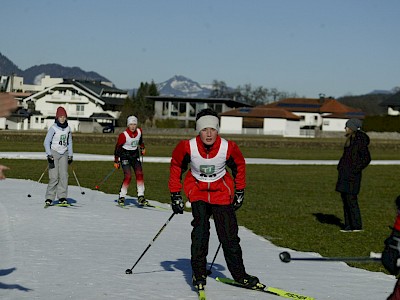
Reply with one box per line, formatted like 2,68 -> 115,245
125,212 -> 175,274
27,165 -> 48,198
72,168 -> 85,195
279,251 -> 382,263
207,243 -> 222,275
94,168 -> 116,190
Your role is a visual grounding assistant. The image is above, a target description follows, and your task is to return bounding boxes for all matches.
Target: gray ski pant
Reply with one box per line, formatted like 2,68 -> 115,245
45,150 -> 69,201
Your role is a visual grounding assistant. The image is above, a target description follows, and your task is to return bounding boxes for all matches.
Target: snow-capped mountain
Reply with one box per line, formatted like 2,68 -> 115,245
157,75 -> 213,97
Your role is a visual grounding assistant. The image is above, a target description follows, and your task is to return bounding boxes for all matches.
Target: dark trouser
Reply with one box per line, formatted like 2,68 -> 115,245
340,192 -> 362,230
190,201 -> 246,282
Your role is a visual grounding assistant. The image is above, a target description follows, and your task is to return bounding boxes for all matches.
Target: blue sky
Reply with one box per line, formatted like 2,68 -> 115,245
1,0 -> 399,98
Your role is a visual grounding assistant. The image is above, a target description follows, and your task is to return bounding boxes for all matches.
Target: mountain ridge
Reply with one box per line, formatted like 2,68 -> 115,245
0,52 -> 109,85
0,53 -> 213,96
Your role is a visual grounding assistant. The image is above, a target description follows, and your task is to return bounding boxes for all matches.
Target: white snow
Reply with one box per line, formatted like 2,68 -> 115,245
1,152 -> 399,165
0,154 -> 397,299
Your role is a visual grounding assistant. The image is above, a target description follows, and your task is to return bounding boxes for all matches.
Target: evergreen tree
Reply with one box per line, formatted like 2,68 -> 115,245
133,81 -> 158,126
117,96 -> 135,127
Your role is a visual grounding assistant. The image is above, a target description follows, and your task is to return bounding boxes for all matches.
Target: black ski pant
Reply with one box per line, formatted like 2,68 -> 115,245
341,192 -> 362,230
190,201 -> 246,282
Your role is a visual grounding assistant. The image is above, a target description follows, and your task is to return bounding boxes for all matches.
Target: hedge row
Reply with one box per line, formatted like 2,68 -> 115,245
364,115 -> 400,132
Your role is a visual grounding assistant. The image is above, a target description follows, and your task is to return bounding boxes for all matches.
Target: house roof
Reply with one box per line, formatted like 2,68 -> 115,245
220,107 -> 300,121
146,96 -> 252,108
90,112 -> 115,119
379,91 -> 400,107
262,97 -> 364,117
319,99 -> 361,114
22,80 -> 127,108
65,80 -> 127,106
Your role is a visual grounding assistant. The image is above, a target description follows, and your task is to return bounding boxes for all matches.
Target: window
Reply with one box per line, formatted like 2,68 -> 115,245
171,101 -> 179,116
179,102 -> 186,116
162,102 -> 169,116
208,103 -> 222,113
189,102 -> 196,117
77,105 -> 84,112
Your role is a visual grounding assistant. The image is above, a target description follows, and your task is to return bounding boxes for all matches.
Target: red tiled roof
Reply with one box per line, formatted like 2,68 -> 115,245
319,99 -> 362,114
262,97 -> 362,115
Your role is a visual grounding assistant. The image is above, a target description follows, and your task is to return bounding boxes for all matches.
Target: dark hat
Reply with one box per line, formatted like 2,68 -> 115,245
345,118 -> 362,131
56,106 -> 67,118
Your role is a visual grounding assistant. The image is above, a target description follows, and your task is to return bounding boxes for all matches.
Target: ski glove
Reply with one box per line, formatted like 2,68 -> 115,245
233,189 -> 245,211
382,234 -> 400,275
68,156 -> 73,165
171,192 -> 184,214
47,155 -> 55,169
114,160 -> 120,169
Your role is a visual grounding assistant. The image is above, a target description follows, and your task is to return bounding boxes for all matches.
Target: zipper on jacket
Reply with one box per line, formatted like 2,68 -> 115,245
207,149 -> 211,203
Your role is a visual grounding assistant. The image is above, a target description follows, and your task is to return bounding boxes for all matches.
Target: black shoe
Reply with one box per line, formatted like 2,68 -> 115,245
118,197 -> 125,206
45,199 -> 53,206
59,198 -> 68,205
239,274 -> 263,289
192,274 -> 206,290
138,196 -> 149,206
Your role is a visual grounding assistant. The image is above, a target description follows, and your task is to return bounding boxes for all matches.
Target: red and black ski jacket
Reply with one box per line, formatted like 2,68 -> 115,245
169,135 -> 246,205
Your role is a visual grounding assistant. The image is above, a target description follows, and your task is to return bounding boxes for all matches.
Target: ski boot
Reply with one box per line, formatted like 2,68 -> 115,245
138,195 -> 149,206
193,274 -> 207,290
118,197 -> 125,207
45,199 -> 53,207
58,198 -> 68,206
239,274 -> 265,290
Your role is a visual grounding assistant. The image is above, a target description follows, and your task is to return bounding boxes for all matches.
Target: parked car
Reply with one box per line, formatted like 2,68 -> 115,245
102,124 -> 115,133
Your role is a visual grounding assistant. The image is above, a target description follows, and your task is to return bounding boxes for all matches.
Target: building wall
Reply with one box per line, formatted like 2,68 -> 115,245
285,120 -> 301,137
322,118 -> 347,132
220,116 -> 243,134
263,118 -> 287,136
294,112 -> 322,128
35,94 -> 101,117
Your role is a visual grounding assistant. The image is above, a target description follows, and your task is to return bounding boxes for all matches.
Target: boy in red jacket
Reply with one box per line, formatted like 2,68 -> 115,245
114,116 -> 147,206
168,108 -> 262,291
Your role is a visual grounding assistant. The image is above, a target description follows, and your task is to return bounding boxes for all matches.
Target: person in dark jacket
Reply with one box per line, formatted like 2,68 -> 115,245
382,195 -> 400,300
336,118 -> 371,232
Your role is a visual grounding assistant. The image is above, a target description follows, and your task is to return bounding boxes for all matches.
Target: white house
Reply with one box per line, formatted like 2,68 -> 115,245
263,97 -> 365,134
218,97 -> 365,137
380,92 -> 400,116
146,96 -> 252,127
12,79 -> 128,132
0,74 -> 63,93
220,107 -> 301,137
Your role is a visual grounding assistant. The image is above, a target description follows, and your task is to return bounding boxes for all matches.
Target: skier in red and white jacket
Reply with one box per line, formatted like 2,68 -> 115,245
168,108 -> 262,291
382,195 -> 400,300
114,116 -> 147,207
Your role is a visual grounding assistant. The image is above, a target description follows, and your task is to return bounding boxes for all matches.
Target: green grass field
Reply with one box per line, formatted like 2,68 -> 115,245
1,132 -> 399,274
